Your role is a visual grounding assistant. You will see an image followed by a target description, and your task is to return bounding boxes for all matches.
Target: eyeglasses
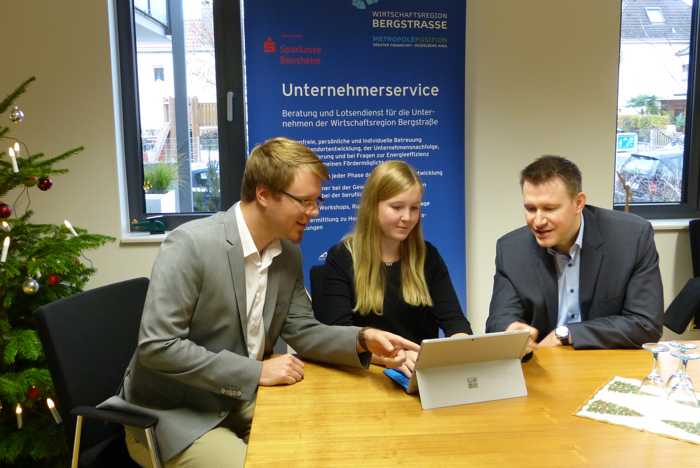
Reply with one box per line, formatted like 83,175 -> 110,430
280,190 -> 324,212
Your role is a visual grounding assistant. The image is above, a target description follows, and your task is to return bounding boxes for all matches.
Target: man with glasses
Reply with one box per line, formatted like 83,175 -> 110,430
486,155 -> 663,353
280,189 -> 324,212
112,137 -> 419,467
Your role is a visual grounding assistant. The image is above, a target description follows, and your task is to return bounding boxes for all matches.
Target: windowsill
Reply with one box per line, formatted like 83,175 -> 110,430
119,231 -> 167,244
116,220 -> 691,244
651,219 -> 691,231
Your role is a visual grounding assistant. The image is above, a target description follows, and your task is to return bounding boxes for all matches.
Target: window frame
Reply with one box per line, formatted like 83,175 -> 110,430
115,0 -> 247,231
615,0 -> 700,220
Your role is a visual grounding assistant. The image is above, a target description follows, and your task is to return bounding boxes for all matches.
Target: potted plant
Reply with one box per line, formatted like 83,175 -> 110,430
144,163 -> 176,194
144,163 -> 177,213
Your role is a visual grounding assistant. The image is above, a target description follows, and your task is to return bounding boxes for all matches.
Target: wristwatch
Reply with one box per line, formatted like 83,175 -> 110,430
555,325 -> 570,345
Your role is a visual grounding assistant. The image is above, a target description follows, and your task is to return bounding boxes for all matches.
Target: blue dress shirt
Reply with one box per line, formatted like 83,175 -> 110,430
547,215 -> 585,327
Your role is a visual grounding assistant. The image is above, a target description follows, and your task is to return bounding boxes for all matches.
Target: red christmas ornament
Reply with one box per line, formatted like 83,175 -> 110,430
0,202 -> 11,219
24,176 -> 38,187
38,176 -> 53,191
26,386 -> 40,400
47,274 -> 61,286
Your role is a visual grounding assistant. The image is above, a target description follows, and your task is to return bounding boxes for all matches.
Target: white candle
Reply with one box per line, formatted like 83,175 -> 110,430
63,220 -> 78,237
16,404 -> 23,429
1,236 -> 9,263
46,398 -> 63,424
13,142 -> 20,154
8,147 -> 19,173
0,221 -> 9,232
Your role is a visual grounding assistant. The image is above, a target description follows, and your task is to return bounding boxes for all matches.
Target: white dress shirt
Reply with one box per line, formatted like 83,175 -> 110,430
234,202 -> 282,361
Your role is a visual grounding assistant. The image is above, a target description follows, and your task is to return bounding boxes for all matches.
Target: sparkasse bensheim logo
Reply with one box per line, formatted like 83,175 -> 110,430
263,37 -> 276,53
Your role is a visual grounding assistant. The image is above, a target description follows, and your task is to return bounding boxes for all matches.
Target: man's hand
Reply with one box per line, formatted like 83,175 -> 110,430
372,349 -> 418,378
450,332 -> 469,338
536,330 -> 562,348
395,349 -> 418,378
357,328 -> 420,368
259,354 -> 304,386
506,321 -> 539,355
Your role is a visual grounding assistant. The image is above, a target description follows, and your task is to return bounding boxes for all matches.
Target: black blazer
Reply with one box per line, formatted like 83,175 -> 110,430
486,205 -> 663,349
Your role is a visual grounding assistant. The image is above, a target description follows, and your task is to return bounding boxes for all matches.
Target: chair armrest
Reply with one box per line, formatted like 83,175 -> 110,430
71,406 -> 158,429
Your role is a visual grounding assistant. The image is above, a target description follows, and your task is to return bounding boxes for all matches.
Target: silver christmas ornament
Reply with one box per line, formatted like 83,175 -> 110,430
9,106 -> 24,123
22,278 -> 39,295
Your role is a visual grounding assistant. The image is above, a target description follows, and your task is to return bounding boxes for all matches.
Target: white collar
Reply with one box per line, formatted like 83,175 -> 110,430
234,202 -> 281,260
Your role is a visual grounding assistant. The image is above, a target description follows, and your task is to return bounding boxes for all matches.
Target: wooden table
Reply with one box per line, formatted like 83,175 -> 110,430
246,347 -> 700,467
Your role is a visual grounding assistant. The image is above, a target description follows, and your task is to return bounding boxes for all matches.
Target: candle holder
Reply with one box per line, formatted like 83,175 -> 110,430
46,398 -> 63,424
15,404 -> 23,429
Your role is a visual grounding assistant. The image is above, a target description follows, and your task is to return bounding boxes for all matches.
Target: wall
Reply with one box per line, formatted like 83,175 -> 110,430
655,229 -> 700,339
467,1 -> 699,339
0,0 -> 159,288
1,0 -> 697,337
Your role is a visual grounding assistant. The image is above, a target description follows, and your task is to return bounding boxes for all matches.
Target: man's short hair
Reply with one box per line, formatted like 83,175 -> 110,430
520,155 -> 582,198
240,137 -> 329,202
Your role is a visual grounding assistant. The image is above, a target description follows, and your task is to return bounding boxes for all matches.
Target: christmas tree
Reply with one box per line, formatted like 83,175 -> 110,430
0,77 -> 113,467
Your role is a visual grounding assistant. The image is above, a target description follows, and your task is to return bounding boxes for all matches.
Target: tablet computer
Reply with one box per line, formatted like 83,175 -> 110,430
385,329 -> 530,409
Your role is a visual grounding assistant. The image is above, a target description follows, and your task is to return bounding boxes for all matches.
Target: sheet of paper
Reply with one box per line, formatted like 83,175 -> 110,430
577,376 -> 700,445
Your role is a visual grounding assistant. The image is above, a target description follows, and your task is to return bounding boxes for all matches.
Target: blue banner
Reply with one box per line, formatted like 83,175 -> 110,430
243,0 -> 467,310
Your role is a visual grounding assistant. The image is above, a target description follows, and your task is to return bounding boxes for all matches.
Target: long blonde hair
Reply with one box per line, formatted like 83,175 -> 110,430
346,161 -> 432,315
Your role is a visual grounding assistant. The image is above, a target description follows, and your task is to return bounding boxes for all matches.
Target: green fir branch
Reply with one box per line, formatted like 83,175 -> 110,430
0,427 -> 24,464
0,317 -> 10,335
28,421 -> 68,462
0,373 -> 23,401
0,368 -> 53,404
3,329 -> 43,366
0,412 -> 67,464
1,147 -> 74,196
33,146 -> 84,168
0,76 -> 35,115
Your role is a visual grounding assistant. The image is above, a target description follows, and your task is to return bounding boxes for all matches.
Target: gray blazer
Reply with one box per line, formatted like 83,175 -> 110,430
103,206 -> 368,461
485,205 -> 663,349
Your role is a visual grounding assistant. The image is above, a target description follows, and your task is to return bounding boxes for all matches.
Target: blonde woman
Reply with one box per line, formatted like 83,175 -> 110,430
314,161 -> 471,377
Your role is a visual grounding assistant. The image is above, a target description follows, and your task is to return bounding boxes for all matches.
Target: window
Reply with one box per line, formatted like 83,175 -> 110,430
614,0 -> 700,219
134,0 -> 169,29
645,7 -> 665,23
116,0 -> 245,230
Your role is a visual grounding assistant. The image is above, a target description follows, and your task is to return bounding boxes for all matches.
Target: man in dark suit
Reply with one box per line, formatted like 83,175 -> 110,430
486,155 -> 663,352
104,137 -> 419,467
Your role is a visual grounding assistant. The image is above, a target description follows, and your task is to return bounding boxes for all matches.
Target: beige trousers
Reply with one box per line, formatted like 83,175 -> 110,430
124,400 -> 255,468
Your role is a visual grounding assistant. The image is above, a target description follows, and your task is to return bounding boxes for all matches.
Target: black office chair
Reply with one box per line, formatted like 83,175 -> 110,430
36,277 -> 162,468
665,219 -> 700,333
